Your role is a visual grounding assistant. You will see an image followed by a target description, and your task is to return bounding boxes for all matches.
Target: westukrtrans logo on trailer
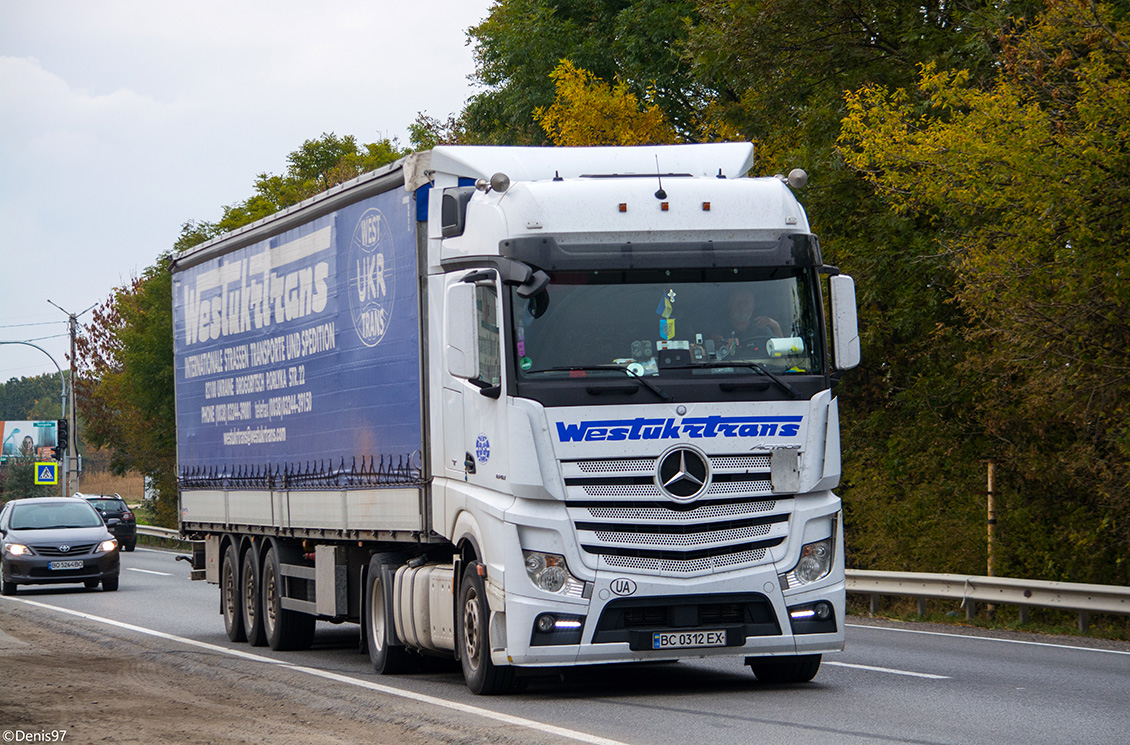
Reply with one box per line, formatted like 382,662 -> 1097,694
349,207 -> 394,347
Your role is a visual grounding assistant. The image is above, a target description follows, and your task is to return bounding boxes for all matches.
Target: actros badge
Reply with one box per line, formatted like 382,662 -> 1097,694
349,208 -> 394,347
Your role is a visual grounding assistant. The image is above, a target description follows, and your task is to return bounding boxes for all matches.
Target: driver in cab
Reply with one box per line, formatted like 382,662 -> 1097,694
718,287 -> 781,357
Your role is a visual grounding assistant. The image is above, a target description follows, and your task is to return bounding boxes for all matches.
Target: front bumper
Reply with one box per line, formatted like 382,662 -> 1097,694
3,551 -> 120,587
497,564 -> 844,667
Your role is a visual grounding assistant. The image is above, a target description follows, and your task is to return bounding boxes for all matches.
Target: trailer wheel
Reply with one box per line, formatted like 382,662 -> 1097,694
221,542 -> 246,642
746,654 -> 822,684
365,554 -> 415,674
261,545 -> 315,651
457,562 -> 514,695
241,547 -> 267,646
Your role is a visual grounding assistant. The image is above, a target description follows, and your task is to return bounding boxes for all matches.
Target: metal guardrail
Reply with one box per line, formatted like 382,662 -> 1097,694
846,569 -> 1130,633
136,525 -> 186,540
129,527 -> 1125,633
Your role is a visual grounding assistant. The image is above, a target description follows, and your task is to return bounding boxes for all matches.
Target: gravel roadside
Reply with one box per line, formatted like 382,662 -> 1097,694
0,603 -> 576,745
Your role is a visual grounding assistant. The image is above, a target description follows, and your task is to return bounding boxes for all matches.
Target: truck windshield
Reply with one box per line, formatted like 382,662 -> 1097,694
512,268 -> 824,380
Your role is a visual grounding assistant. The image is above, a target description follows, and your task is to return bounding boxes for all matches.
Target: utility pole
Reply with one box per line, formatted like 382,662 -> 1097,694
48,300 -> 96,496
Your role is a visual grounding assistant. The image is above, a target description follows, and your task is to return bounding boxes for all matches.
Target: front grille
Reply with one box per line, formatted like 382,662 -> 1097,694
563,453 -> 793,575
32,543 -> 98,557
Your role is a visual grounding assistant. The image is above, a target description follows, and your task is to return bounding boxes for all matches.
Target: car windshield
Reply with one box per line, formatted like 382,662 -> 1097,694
512,268 -> 823,379
88,499 -> 125,511
10,501 -> 103,530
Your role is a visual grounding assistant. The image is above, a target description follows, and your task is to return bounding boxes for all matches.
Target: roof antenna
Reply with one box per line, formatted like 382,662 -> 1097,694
654,156 -> 667,200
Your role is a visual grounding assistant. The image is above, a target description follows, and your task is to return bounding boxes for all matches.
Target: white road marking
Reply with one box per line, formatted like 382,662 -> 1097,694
822,661 -> 949,679
2,596 -> 632,745
127,568 -> 171,576
846,623 -> 1130,656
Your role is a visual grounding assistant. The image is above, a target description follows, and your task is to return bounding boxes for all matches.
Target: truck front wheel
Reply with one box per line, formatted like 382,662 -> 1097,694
746,654 -> 822,684
365,554 -> 415,674
457,562 -> 514,695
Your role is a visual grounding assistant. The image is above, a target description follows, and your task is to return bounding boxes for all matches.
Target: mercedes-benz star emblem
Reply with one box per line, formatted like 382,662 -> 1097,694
657,447 -> 710,501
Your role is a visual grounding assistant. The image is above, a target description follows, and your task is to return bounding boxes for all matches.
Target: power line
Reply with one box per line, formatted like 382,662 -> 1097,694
1,333 -> 70,343
0,321 -> 67,329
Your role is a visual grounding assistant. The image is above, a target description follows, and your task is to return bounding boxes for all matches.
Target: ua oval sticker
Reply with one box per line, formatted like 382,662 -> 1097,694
610,578 -> 637,596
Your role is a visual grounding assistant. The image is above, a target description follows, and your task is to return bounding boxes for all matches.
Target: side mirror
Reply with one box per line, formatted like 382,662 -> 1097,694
829,275 -> 861,370
445,282 -> 479,379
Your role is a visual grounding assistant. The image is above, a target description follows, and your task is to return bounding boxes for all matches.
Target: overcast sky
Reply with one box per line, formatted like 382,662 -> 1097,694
0,0 -> 493,384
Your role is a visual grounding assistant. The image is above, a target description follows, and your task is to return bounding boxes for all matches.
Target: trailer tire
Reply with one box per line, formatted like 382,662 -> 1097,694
746,654 -> 822,684
262,545 -> 315,651
365,554 -> 415,674
457,562 -> 514,695
241,546 -> 267,646
221,542 -> 246,642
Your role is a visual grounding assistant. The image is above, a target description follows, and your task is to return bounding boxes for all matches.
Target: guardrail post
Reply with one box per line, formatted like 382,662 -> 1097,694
965,601 -> 976,621
1078,611 -> 1089,634
1019,605 -> 1030,624
869,594 -> 879,616
917,598 -> 927,618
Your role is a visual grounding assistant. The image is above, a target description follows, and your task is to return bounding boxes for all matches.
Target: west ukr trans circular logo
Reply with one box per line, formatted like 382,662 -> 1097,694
348,208 -> 394,347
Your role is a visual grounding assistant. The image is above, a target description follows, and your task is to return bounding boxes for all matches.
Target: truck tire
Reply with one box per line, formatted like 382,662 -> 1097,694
365,554 -> 415,674
457,562 -> 514,695
747,654 -> 822,684
221,542 -> 246,642
261,546 -> 315,651
241,547 -> 267,646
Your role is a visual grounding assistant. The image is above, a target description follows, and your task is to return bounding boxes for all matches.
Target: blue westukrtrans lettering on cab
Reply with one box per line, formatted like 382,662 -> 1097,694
555,416 -> 803,442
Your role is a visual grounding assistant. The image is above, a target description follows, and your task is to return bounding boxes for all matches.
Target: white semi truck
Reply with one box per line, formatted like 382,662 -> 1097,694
172,143 -> 860,694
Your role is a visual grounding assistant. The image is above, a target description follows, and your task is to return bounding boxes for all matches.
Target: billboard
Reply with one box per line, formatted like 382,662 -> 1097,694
0,420 -> 58,463
172,187 -> 422,481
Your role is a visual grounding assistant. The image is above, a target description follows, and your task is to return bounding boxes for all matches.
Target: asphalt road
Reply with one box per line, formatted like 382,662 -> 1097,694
3,548 -> 1128,745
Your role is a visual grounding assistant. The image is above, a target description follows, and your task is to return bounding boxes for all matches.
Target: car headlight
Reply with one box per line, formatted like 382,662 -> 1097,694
523,550 -> 586,597
780,537 -> 834,588
96,539 -> 118,554
4,543 -> 32,557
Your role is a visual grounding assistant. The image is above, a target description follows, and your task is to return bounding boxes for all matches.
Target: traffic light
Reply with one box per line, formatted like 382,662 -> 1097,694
54,418 -> 69,461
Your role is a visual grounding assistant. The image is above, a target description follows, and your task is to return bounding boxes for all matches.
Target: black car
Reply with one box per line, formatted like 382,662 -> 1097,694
76,493 -> 137,551
0,497 -> 120,594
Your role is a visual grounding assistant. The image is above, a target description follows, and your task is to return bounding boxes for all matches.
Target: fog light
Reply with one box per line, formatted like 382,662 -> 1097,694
536,614 -> 557,633
814,601 -> 833,621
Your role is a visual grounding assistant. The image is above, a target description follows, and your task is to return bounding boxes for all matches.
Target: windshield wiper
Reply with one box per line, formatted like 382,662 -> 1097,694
668,361 -> 801,399
528,365 -> 672,401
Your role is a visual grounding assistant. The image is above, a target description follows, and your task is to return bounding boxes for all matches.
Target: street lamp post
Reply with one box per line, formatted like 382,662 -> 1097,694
0,340 -> 67,497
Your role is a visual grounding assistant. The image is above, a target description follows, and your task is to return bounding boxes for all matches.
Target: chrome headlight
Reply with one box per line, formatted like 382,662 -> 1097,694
96,539 -> 118,554
4,543 -> 33,557
781,537 -> 834,588
523,550 -> 585,597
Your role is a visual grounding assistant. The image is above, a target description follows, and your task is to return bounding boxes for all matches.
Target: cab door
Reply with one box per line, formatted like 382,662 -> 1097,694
443,271 -> 508,490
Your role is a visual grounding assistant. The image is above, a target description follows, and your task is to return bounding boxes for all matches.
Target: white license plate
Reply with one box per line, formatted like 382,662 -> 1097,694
49,560 -> 84,570
652,630 -> 727,650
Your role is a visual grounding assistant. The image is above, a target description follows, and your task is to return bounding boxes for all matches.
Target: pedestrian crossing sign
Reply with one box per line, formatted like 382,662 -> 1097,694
35,462 -> 59,485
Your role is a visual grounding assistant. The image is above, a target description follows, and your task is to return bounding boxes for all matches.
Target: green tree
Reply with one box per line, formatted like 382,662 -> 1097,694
0,373 -> 65,420
76,266 -> 176,524
463,0 -> 703,143
839,0 -> 1130,583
